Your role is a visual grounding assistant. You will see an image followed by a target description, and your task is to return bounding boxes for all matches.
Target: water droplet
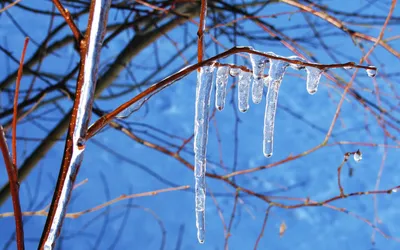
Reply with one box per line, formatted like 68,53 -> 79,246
353,149 -> 362,162
344,66 -> 353,70
77,137 -> 86,150
230,67 -> 240,77
287,56 -> 305,70
366,68 -> 377,78
392,188 -> 398,193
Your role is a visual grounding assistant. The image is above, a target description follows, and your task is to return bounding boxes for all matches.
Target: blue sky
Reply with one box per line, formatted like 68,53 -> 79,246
0,0 -> 399,249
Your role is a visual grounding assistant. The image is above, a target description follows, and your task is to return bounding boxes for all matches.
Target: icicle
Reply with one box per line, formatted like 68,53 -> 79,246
194,65 -> 214,244
238,70 -> 252,112
249,54 -> 267,104
215,66 -> 229,111
263,53 -> 289,158
366,68 -> 377,78
305,66 -> 323,95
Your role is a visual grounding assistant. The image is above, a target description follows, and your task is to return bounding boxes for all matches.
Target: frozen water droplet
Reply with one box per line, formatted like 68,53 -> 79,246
305,67 -> 322,95
392,188 -> 398,193
230,67 -> 240,77
366,68 -> 377,78
353,150 -> 362,162
344,66 -> 353,70
215,66 -> 229,111
288,56 -> 305,70
77,137 -> 86,150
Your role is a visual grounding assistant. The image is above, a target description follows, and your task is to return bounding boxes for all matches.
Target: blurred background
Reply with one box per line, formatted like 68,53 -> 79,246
0,0 -> 399,249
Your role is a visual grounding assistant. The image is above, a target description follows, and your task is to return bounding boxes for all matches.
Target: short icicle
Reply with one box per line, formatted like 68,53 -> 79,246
305,66 -> 323,94
215,66 -> 229,111
194,65 -> 215,244
263,53 -> 289,158
249,53 -> 267,104
238,70 -> 252,112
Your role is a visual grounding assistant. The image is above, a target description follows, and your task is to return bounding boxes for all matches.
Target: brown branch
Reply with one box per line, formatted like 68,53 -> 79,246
12,37 -> 29,170
38,0 -> 112,248
51,0 -> 82,42
281,0 -> 400,58
197,0 -> 207,64
0,185 -> 189,219
87,46 -> 375,139
254,206 -> 273,250
0,126 -> 24,250
0,2 -> 200,207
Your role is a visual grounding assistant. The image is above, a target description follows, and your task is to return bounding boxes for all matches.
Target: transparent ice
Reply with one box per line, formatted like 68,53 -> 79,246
249,53 -> 268,104
238,70 -> 252,112
194,65 -> 215,244
305,66 -> 323,95
215,66 -> 229,111
263,53 -> 289,157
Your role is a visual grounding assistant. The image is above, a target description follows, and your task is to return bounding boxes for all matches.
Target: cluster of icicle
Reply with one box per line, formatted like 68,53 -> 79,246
193,51 -> 377,243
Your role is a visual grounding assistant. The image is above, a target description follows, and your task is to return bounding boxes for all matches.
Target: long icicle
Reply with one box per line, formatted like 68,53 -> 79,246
194,65 -> 214,244
263,54 -> 288,157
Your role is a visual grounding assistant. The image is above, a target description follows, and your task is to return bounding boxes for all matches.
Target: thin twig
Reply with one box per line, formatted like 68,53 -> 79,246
0,126 -> 24,250
12,37 -> 29,170
51,0 -> 82,42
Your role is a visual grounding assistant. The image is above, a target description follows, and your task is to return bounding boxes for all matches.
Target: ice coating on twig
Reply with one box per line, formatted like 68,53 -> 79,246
194,65 -> 214,244
215,66 -> 229,111
263,53 -> 289,158
287,55 -> 306,70
230,67 -> 240,77
305,66 -> 323,95
366,68 -> 377,77
238,70 -> 252,112
42,0 -> 112,249
249,53 -> 268,104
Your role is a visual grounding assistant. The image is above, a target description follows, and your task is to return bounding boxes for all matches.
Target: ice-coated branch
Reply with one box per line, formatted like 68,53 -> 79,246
38,0 -> 112,249
194,65 -> 215,243
87,46 -> 376,139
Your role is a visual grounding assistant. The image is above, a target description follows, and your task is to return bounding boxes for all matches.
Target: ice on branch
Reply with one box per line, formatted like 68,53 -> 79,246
194,65 -> 215,244
215,66 -> 229,111
366,68 -> 377,77
230,67 -> 240,77
263,53 -> 289,157
305,66 -> 323,95
249,54 -> 268,104
238,70 -> 252,112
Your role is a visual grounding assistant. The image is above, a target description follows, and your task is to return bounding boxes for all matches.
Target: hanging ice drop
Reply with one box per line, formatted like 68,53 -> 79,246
305,66 -> 323,95
366,68 -> 377,78
238,70 -> 252,112
194,65 -> 215,244
230,67 -> 240,77
353,149 -> 362,163
215,66 -> 229,111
